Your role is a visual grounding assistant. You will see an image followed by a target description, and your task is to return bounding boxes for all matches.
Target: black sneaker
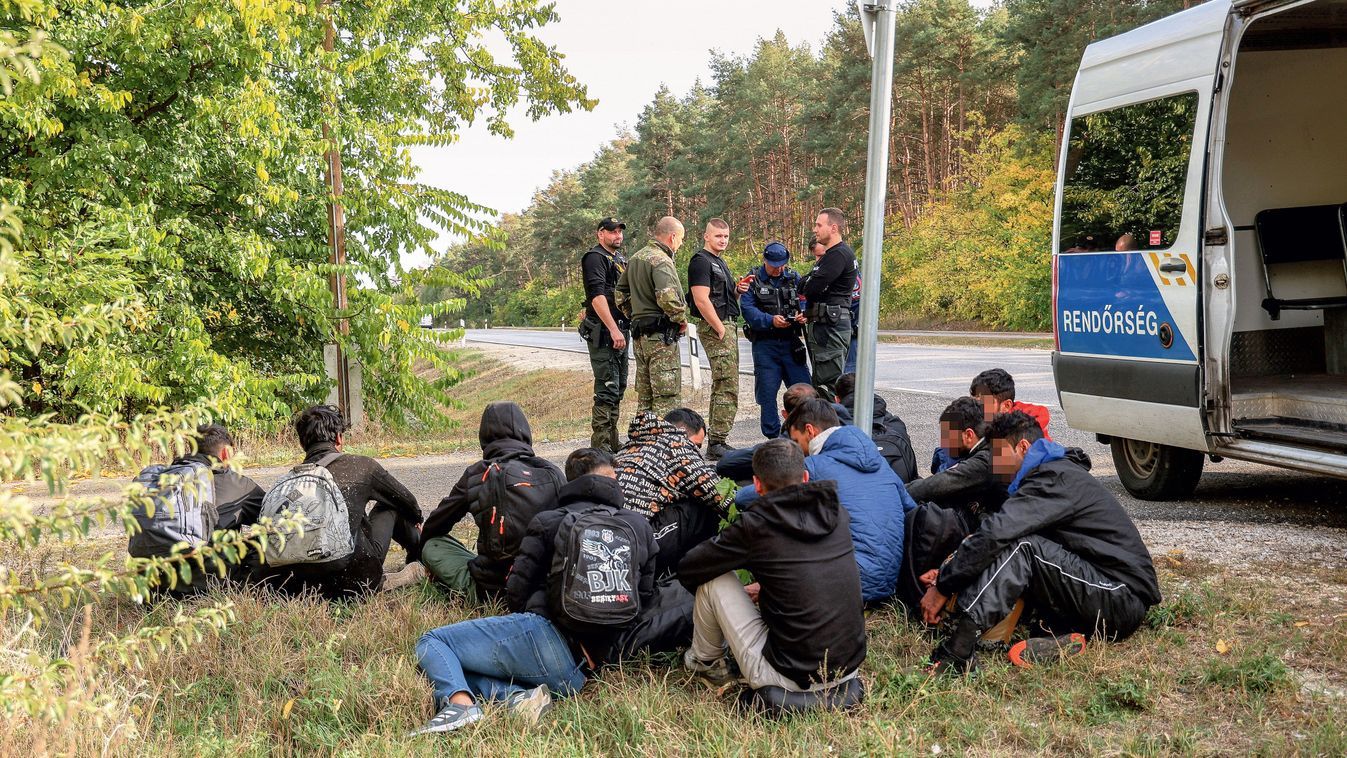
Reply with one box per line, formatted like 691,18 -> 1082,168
408,700 -> 484,735
922,645 -> 977,678
706,441 -> 735,460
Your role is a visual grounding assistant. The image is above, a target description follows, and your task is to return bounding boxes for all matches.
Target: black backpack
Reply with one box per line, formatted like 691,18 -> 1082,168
896,502 -> 975,617
873,416 -> 919,484
547,506 -> 642,634
471,454 -> 563,563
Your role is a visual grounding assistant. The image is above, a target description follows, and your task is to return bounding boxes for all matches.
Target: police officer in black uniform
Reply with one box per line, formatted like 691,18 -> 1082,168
578,217 -> 629,452
802,207 -> 858,399
740,241 -> 812,439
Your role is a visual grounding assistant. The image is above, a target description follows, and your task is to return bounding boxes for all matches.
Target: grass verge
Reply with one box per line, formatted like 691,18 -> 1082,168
5,537 -> 1345,755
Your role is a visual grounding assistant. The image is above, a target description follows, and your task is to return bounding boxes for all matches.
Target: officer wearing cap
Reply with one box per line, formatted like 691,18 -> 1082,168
740,241 -> 812,439
578,216 -> 630,451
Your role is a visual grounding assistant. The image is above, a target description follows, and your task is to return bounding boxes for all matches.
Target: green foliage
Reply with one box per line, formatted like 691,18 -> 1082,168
1202,652 -> 1292,696
1085,674 -> 1152,724
884,126 -> 1057,330
1,0 -> 590,428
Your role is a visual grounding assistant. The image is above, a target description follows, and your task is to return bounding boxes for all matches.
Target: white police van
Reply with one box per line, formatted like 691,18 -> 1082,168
1052,0 -> 1347,499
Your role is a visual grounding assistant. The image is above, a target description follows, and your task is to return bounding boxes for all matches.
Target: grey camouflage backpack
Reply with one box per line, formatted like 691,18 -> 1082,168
259,453 -> 355,566
128,460 -> 218,558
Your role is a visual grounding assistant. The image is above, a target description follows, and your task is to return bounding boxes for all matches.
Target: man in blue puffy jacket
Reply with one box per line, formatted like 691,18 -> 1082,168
781,398 -> 916,602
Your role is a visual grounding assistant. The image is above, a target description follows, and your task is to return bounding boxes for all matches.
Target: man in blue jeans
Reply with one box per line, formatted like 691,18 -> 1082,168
411,448 -> 660,735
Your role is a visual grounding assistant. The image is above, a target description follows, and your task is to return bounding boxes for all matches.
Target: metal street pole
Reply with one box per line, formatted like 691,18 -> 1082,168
323,7 -> 351,421
853,0 -> 897,437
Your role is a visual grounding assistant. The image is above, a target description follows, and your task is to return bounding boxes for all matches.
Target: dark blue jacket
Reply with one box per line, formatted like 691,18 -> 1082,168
741,265 -> 802,337
806,425 -> 916,602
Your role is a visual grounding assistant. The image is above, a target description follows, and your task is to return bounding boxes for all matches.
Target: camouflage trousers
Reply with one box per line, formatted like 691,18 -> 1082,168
697,320 -> 739,444
633,333 -> 682,417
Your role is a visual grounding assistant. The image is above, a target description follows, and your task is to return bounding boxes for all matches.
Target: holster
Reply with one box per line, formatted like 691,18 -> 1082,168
811,303 -> 844,325
577,316 -> 598,345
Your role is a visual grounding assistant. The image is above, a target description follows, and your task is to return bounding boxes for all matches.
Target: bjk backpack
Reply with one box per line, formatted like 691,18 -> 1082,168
547,506 -> 642,634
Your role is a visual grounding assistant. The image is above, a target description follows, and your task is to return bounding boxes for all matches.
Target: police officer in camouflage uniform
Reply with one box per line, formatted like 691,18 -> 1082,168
802,207 -> 858,399
687,218 -> 750,460
616,216 -> 688,418
578,217 -> 630,452
741,241 -> 811,439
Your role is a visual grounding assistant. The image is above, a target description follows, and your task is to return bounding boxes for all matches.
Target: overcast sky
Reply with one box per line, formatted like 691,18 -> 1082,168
407,0 -> 991,268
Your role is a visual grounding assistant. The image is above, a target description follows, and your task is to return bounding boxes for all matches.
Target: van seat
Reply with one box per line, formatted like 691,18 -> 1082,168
1254,203 -> 1347,319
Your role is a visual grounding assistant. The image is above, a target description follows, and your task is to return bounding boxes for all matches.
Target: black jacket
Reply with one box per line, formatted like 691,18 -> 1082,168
936,449 -> 1161,606
801,242 -> 857,306
421,402 -> 565,596
506,474 -> 658,663
581,245 -> 629,328
678,480 -> 866,689
175,453 -> 265,531
905,440 -> 1007,516
837,392 -> 918,483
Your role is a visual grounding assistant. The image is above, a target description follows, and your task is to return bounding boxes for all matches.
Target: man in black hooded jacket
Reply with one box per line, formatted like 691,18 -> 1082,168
679,439 -> 866,697
505,448 -> 668,666
418,402 -> 566,601
921,411 -> 1161,674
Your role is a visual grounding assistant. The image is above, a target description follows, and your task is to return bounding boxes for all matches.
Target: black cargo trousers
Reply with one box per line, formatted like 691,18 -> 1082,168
948,535 -> 1149,651
585,320 -> 630,452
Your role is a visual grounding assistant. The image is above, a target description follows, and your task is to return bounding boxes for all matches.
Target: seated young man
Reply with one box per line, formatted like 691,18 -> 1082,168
411,448 -> 658,735
906,396 -> 1007,516
413,402 -> 565,598
678,439 -> 866,703
919,411 -> 1161,674
833,372 -> 918,483
252,405 -> 423,599
778,398 -> 915,603
129,424 -> 267,595
715,382 -> 821,484
615,409 -> 730,577
931,368 -> 1052,474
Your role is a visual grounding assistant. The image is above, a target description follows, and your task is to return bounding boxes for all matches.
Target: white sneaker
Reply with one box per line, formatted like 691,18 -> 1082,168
408,701 -> 483,735
503,684 -> 552,724
382,561 -> 427,591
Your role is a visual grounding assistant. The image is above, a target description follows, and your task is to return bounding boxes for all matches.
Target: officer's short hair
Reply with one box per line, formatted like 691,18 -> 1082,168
785,398 -> 840,434
835,373 -> 856,401
664,407 -> 706,436
654,216 -> 683,238
940,397 -> 988,437
970,368 -> 1016,403
809,238 -> 826,251
706,217 -> 729,231
565,447 -> 616,481
987,410 -> 1043,446
782,383 -> 818,416
752,438 -> 806,492
195,424 -> 234,458
294,405 -> 349,451
819,207 -> 846,233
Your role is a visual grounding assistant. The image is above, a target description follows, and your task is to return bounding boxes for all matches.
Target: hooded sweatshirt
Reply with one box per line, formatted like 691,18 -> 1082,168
615,412 -> 726,519
936,439 -> 1161,607
506,474 -> 658,665
679,480 -> 866,689
805,424 -> 916,602
421,402 -> 565,597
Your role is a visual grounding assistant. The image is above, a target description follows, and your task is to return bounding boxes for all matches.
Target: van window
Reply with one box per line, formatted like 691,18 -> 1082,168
1059,93 -> 1199,253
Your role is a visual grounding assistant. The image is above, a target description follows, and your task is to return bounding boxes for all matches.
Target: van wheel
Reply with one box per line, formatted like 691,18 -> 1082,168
1110,438 -> 1204,501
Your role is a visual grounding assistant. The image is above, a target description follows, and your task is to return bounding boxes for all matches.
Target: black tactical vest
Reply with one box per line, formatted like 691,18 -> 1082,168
688,249 -> 740,321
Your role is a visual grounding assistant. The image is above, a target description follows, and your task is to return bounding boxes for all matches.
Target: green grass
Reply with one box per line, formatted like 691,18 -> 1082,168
7,538 -> 1346,755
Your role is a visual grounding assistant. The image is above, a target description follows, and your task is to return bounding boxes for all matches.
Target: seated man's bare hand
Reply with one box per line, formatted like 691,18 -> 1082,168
920,585 -> 948,626
744,582 -> 761,603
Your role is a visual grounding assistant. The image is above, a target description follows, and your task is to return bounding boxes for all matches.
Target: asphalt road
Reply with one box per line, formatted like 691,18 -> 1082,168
462,328 -> 1060,409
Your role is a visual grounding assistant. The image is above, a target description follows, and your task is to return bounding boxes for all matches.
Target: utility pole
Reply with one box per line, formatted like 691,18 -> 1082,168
853,0 -> 897,437
322,4 -> 352,421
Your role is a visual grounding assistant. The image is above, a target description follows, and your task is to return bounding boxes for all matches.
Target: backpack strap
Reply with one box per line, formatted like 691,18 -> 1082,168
315,452 -> 343,469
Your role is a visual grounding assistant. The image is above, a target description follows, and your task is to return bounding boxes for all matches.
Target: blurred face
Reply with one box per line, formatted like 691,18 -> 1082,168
810,242 -> 827,259
764,261 -> 786,277
672,224 -> 686,251
675,424 -> 706,448
704,225 -> 729,254
974,393 -> 1012,422
991,438 -> 1031,482
598,227 -> 624,250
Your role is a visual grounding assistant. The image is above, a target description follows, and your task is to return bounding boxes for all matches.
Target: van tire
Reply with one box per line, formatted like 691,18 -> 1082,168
1110,438 -> 1204,500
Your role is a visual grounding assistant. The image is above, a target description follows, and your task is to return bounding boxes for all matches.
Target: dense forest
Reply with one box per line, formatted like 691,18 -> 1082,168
428,0 -> 1200,332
